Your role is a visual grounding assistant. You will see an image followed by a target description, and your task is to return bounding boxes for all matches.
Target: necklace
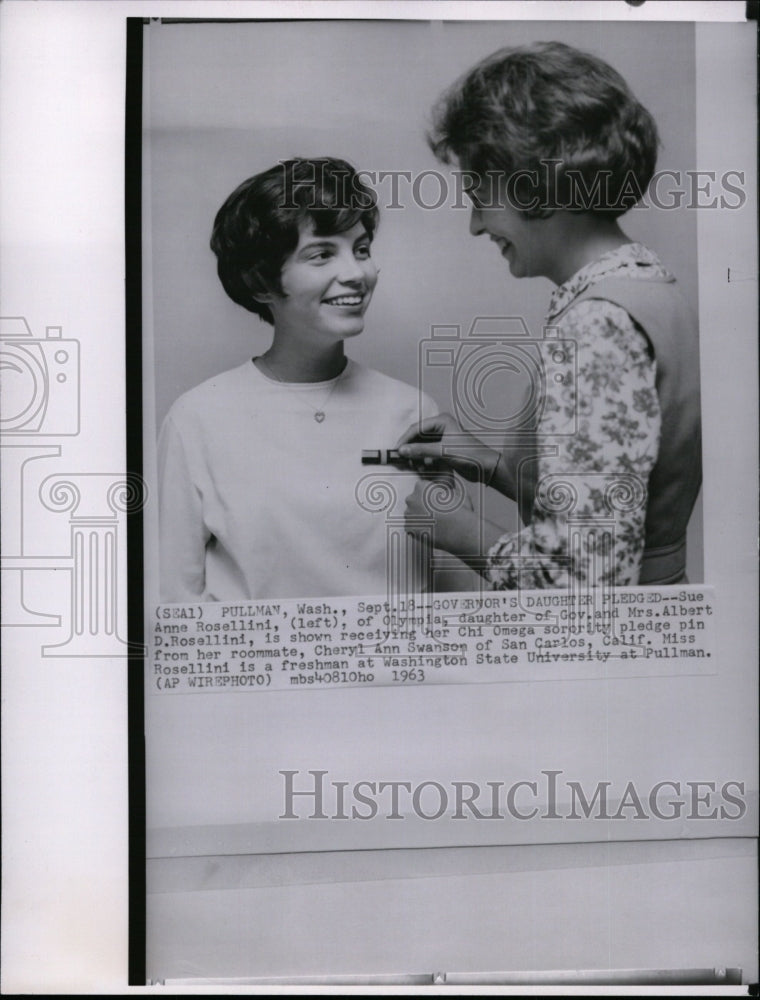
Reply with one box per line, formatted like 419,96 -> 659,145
255,356 -> 348,423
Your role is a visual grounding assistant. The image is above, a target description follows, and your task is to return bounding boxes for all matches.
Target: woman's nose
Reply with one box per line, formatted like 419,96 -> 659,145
337,252 -> 367,284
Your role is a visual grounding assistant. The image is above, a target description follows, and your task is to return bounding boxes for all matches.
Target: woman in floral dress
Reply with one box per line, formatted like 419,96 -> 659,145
399,42 -> 701,588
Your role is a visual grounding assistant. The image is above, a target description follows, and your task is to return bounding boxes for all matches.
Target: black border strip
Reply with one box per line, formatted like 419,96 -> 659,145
125,16 -> 146,987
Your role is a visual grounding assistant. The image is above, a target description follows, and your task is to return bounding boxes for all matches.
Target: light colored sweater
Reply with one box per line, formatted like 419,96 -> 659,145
158,358 -> 437,601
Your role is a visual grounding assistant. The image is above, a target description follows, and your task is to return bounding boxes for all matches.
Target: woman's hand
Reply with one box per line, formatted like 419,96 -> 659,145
404,474 -> 482,559
396,413 -> 501,484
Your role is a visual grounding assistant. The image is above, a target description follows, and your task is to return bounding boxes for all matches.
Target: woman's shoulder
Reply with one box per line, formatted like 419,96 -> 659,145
558,294 -> 639,327
163,361 -> 257,427
553,296 -> 653,366
347,360 -> 420,399
346,360 -> 438,421
549,242 -> 673,320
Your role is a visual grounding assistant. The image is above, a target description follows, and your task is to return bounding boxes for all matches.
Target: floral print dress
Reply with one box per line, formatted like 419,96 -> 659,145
485,242 -> 668,589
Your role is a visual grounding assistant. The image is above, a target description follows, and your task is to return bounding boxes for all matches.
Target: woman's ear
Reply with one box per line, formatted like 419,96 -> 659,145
242,269 -> 274,304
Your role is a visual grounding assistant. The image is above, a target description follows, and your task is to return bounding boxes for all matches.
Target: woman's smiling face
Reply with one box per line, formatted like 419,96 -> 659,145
267,220 -> 378,344
460,168 -> 568,283
468,196 -> 560,282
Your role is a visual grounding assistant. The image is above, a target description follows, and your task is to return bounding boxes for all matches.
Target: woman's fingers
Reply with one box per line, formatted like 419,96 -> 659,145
397,441 -> 445,466
395,413 -> 472,473
395,416 -> 498,483
395,412 -> 458,449
399,443 -> 493,482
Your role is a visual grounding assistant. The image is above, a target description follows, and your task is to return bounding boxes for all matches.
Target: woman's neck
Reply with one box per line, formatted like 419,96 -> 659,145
258,339 -> 347,383
549,217 -> 631,286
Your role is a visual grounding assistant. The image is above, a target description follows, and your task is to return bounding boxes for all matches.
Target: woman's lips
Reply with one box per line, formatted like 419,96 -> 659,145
323,294 -> 364,307
490,237 -> 512,258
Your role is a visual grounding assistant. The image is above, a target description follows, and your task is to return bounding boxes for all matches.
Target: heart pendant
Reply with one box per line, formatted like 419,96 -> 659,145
314,411 -> 325,423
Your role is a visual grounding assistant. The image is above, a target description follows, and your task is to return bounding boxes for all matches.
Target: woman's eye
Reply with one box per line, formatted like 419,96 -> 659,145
355,244 -> 371,259
308,250 -> 332,262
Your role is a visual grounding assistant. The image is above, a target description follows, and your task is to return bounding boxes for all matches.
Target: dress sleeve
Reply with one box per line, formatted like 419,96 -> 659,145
157,410 -> 210,601
485,299 -> 661,589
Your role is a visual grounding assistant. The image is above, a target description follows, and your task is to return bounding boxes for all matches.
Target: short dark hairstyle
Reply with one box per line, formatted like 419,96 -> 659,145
428,41 -> 659,218
210,157 -> 379,324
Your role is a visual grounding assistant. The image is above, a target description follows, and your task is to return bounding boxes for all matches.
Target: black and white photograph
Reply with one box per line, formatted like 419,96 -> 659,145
0,1 -> 757,993
147,19 -> 705,602
138,9 -> 757,988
